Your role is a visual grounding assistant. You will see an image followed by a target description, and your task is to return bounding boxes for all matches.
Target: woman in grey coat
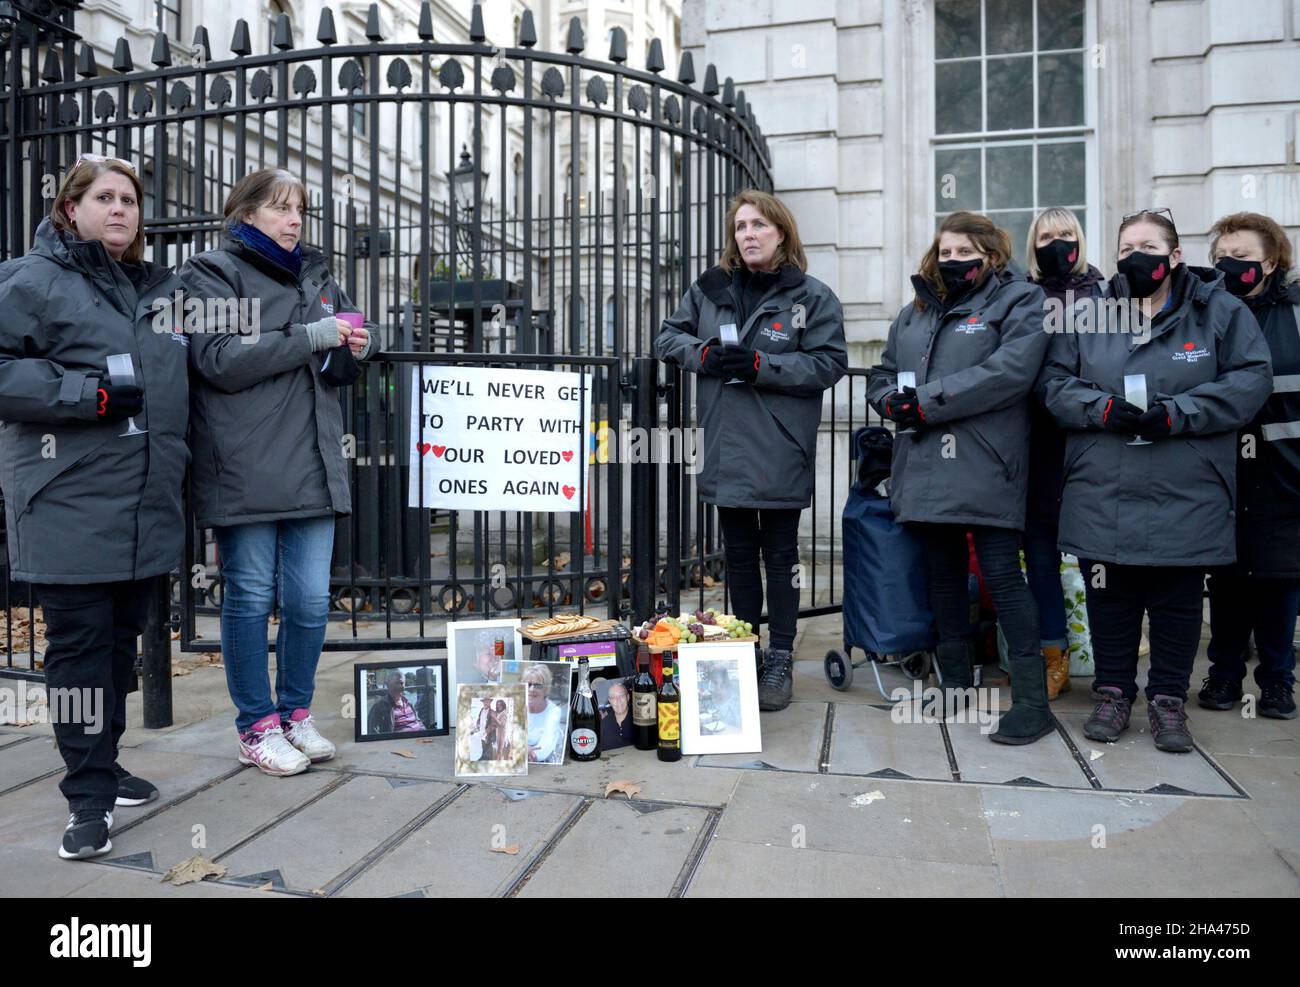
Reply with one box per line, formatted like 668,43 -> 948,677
180,168 -> 378,777
868,211 -> 1052,745
1039,210 -> 1272,753
0,156 -> 189,859
655,190 -> 848,711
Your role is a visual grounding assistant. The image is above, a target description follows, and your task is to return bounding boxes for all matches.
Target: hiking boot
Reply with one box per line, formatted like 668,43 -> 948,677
238,715 -> 310,777
758,648 -> 793,712
1259,684 -> 1297,720
112,764 -> 159,807
59,809 -> 113,861
1147,695 -> 1193,753
991,655 -> 1055,745
1044,645 -> 1071,700
1196,675 -> 1242,711
282,710 -> 336,763
1083,686 -> 1132,743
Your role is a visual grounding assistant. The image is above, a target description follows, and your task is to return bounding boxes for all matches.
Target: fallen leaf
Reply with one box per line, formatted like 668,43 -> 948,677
417,738 -> 435,744
850,790 -> 886,807
392,749 -> 416,759
161,854 -> 226,886
605,779 -> 642,799
310,888 -> 326,896
490,843 -> 520,855
253,881 -> 274,891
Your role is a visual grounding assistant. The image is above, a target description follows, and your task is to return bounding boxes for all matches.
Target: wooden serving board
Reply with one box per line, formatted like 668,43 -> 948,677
521,617 -> 623,642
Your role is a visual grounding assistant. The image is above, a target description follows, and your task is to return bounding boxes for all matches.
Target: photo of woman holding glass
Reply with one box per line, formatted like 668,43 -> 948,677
1038,209 -> 1272,753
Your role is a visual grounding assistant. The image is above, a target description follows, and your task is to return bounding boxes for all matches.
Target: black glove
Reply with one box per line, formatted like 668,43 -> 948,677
1101,396 -> 1143,434
699,344 -> 727,377
883,386 -> 924,429
96,382 -> 144,423
719,345 -> 760,383
1135,403 -> 1173,440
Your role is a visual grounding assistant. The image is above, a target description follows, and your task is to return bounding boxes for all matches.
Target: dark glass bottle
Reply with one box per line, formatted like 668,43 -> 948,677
632,644 -> 658,751
657,654 -> 681,762
569,657 -> 601,762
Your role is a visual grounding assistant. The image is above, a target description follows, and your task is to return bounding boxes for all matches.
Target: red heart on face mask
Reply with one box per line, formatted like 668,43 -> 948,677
963,265 -> 980,281
1067,248 -> 1078,263
1151,263 -> 1167,280
562,485 -> 576,500
1184,342 -> 1195,351
1241,267 -> 1257,284
561,450 -> 574,462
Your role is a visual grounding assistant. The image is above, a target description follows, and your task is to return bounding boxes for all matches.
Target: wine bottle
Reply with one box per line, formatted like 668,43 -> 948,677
569,657 -> 601,762
657,654 -> 681,762
632,644 -> 657,751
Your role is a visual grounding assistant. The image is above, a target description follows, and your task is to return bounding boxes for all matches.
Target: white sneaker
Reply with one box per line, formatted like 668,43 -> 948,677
283,714 -> 336,763
59,809 -> 113,860
238,723 -> 310,777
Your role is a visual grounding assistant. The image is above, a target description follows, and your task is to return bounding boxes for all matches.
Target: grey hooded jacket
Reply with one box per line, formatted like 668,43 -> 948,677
866,270 -> 1050,531
1038,265 -> 1273,566
180,234 -> 378,528
654,264 -> 848,509
0,217 -> 190,583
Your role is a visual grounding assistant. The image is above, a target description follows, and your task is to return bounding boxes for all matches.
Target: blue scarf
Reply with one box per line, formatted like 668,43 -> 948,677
230,221 -> 303,279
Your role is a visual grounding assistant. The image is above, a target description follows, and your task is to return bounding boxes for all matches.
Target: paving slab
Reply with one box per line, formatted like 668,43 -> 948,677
0,843 -> 124,897
982,788 -> 1300,897
714,772 -> 995,865
0,732 -> 35,750
215,773 -> 457,893
516,798 -> 711,897
1055,712 -> 1239,796
684,838 -> 1002,897
827,703 -> 954,780
1211,754 -> 1300,854
697,700 -> 826,772
338,784 -> 581,897
1180,708 -> 1300,759
65,865 -> 295,898
103,766 -> 341,874
947,720 -> 1091,788
324,734 -> 459,782
0,748 -> 239,855
0,735 -> 64,794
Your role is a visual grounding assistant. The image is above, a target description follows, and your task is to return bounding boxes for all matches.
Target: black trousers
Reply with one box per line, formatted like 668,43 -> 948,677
917,524 -> 1040,662
1207,570 -> 1299,689
35,579 -> 150,813
1077,560 -> 1204,703
717,507 -> 801,651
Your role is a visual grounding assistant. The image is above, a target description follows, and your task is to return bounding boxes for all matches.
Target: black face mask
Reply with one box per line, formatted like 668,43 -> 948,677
938,258 -> 983,295
1215,257 -> 1267,297
1117,251 -> 1172,299
1034,239 -> 1079,280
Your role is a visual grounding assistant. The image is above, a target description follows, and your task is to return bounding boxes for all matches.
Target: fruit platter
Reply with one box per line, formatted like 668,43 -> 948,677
632,609 -> 758,652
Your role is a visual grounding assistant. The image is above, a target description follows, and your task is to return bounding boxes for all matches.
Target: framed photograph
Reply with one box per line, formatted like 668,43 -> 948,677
355,660 -> 449,743
676,641 -> 762,756
500,660 -> 571,766
594,674 -> 636,751
447,618 -> 524,697
454,684 -> 529,777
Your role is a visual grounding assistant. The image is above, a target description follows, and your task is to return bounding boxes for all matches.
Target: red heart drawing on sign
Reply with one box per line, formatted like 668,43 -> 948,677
418,443 -> 433,456
431,445 -> 447,458
561,450 -> 574,462
1241,267 -> 1257,284
1151,263 -> 1167,280
562,485 -> 576,499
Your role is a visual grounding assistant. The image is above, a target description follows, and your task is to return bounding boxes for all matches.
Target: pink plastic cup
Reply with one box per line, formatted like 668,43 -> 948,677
338,312 -> 365,329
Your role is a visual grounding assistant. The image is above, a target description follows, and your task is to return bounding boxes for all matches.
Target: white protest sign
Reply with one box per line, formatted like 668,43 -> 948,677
409,365 -> 591,512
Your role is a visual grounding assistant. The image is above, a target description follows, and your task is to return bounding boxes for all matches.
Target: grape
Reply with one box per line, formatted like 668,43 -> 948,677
638,628 -> 650,640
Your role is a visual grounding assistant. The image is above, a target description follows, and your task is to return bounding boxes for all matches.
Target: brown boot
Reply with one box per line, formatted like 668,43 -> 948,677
1044,645 -> 1071,700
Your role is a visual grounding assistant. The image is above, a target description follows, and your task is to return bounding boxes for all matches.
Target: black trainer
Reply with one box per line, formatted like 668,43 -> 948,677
1196,676 -> 1242,711
1259,684 -> 1297,720
758,648 -> 793,712
59,809 -> 113,861
113,764 -> 159,807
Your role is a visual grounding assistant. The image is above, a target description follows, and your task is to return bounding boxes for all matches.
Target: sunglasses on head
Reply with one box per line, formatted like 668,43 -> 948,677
73,152 -> 136,173
1121,207 -> 1174,225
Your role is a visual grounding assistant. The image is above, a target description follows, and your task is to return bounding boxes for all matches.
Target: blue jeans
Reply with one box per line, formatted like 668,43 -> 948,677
1207,570 -> 1299,690
1022,519 -> 1067,649
215,517 -> 335,733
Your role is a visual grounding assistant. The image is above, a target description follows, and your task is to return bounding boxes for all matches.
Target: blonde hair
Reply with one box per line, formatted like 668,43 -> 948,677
522,664 -> 552,688
719,189 -> 807,274
50,159 -> 147,263
916,212 -> 1012,304
1026,207 -> 1088,280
